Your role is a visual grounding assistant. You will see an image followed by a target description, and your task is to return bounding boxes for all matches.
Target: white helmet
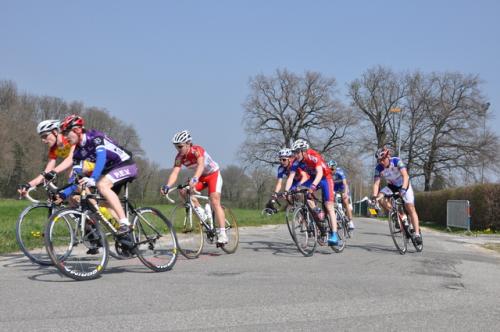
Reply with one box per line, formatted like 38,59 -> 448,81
172,130 -> 192,144
291,139 -> 309,151
278,148 -> 293,158
37,120 -> 60,134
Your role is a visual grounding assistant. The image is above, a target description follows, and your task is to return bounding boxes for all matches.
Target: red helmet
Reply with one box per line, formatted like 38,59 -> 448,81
375,147 -> 391,161
60,114 -> 84,132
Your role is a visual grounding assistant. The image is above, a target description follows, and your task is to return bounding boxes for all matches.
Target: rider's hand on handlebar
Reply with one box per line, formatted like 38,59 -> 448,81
42,170 -> 57,181
160,184 -> 170,195
17,183 -> 31,196
79,177 -> 96,187
370,195 -> 378,206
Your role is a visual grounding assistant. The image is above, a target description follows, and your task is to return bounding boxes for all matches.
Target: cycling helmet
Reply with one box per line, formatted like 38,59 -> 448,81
172,130 -> 192,144
278,148 -> 293,158
37,120 -> 60,134
327,160 -> 337,168
291,139 -> 309,151
375,147 -> 391,160
60,114 -> 84,132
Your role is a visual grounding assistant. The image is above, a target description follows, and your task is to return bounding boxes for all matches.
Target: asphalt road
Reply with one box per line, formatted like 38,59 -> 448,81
1,217 -> 500,331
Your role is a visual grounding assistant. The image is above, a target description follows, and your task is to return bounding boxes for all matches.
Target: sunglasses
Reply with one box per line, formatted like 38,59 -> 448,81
280,158 -> 289,162
175,144 -> 186,149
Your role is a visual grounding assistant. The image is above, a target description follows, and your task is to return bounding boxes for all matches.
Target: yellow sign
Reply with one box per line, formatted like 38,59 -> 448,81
368,208 -> 378,216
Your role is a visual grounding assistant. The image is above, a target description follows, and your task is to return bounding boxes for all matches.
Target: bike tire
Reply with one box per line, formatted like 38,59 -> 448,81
388,212 -> 407,254
45,208 -> 109,281
16,204 -> 54,265
220,206 -> 239,254
290,208 -> 317,257
170,203 -> 203,259
285,206 -> 296,241
132,207 -> 178,272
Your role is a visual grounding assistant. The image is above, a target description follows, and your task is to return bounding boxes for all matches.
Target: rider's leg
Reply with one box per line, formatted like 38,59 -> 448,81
405,203 -> 420,234
97,177 -> 127,224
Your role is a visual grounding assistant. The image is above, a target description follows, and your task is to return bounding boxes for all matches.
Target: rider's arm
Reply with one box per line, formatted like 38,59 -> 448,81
53,145 -> 75,174
166,165 -> 181,188
284,171 -> 296,191
192,154 -> 205,182
343,179 -> 349,193
90,146 -> 106,182
312,166 -> 323,187
273,178 -> 283,193
27,159 -> 57,188
400,168 -> 410,190
372,177 -> 381,197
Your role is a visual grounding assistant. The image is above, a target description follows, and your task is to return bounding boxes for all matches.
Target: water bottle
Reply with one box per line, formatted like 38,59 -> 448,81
99,206 -> 119,228
205,203 -> 213,228
314,207 -> 325,222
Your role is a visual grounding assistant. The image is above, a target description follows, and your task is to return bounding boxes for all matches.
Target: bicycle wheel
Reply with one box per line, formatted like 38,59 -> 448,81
170,203 -> 203,259
132,207 -> 178,272
331,217 -> 347,253
16,204 -> 54,265
290,208 -> 317,257
388,211 -> 407,254
220,206 -> 239,254
45,209 -> 109,281
285,206 -> 296,241
261,208 -> 275,217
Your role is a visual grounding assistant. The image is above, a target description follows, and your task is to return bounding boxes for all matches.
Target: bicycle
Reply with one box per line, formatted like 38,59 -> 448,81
45,181 -> 178,281
261,198 -> 280,217
166,184 -> 239,259
16,179 -> 61,265
334,193 -> 352,239
383,193 -> 423,254
286,188 -> 346,256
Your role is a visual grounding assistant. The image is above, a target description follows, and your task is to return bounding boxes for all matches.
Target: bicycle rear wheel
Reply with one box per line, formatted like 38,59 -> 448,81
220,206 -> 239,254
16,204 -> 53,265
290,208 -> 317,257
170,203 -> 203,259
388,212 -> 407,254
45,209 -> 109,281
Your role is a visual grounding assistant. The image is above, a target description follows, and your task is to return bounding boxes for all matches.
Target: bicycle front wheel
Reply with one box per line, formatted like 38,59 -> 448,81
220,206 -> 239,254
331,217 -> 347,253
132,207 -> 178,272
16,204 -> 54,265
290,208 -> 317,257
45,209 -> 109,281
388,212 -> 407,254
285,206 -> 296,241
170,203 -> 203,259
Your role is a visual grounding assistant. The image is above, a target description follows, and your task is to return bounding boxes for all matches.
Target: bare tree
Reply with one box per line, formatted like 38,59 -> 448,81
241,69 -> 354,167
348,65 -> 407,149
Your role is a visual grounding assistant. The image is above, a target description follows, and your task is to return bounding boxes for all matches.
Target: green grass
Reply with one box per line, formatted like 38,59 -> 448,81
0,200 -> 36,254
0,200 -> 289,255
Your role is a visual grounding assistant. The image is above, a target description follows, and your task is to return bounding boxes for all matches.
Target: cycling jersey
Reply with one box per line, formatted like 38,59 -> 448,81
290,149 -> 331,179
374,157 -> 406,187
333,167 -> 347,193
174,145 -> 219,176
48,136 -> 72,160
72,129 -> 133,179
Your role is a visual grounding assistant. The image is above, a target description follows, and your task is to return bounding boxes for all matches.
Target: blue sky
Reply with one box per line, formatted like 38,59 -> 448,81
2,0 -> 499,168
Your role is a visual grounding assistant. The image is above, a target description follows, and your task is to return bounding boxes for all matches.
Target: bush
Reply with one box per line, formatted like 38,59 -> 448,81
415,184 -> 500,231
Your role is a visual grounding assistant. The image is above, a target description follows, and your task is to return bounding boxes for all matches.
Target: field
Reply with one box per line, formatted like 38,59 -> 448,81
0,199 -> 286,255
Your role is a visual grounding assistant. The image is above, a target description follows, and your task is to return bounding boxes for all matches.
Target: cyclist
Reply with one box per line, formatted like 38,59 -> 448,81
327,160 -> 354,231
18,120 -> 75,195
284,139 -> 339,245
371,147 -> 422,245
58,114 -> 138,234
160,130 -> 228,244
273,147 -> 308,197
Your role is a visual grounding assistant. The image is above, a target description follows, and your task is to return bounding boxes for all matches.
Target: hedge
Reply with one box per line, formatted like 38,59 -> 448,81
415,184 -> 500,231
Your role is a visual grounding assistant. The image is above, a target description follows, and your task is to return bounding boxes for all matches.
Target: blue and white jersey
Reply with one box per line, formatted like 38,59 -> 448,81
277,164 -> 303,182
374,157 -> 406,187
333,167 -> 347,192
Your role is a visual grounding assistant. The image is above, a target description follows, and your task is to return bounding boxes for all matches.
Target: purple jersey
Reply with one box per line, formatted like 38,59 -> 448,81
72,130 -> 132,169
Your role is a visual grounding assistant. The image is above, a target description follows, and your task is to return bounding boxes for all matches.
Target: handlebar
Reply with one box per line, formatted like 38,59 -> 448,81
163,184 -> 205,204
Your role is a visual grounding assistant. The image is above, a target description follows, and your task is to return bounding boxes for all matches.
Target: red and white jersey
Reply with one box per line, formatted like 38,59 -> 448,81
174,145 -> 219,176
